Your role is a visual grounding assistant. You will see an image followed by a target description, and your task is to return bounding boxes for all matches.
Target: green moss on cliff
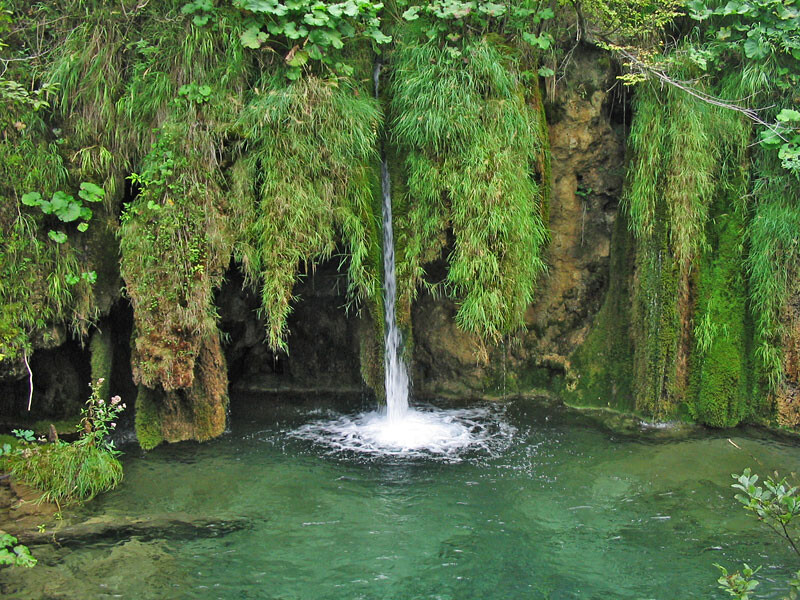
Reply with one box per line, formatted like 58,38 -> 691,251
134,385 -> 164,451
569,209 -> 636,412
688,182 -> 753,427
624,75 -> 753,423
89,326 -> 113,401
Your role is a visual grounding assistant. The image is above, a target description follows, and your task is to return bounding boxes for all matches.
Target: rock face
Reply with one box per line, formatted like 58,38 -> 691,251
777,290 -> 800,427
218,260 -> 369,395
409,47 -> 626,400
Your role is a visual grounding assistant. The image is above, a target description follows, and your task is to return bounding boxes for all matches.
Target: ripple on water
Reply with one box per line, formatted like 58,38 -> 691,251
289,405 -> 516,461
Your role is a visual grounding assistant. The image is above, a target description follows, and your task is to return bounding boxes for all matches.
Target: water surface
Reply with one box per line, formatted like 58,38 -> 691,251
3,394 -> 800,599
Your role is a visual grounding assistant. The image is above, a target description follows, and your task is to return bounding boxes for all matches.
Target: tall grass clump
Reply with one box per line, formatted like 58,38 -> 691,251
746,155 -> 800,393
390,39 -> 548,353
7,380 -> 125,504
233,76 -> 382,351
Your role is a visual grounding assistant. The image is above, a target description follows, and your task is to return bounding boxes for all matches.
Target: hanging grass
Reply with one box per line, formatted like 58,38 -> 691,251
746,160 -> 800,392
0,91 -> 95,359
233,76 -> 382,351
390,39 -> 548,352
624,69 -> 753,421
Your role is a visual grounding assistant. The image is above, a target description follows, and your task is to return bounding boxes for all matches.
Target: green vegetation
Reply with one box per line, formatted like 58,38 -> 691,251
5,380 -> 125,504
715,469 -> 800,598
612,0 -> 800,425
234,75 -> 382,351
0,533 -> 36,568
228,0 -> 391,78
1,0 -> 799,433
89,326 -> 113,403
391,39 -> 548,356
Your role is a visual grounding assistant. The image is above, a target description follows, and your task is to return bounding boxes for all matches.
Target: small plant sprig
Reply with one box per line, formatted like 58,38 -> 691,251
715,563 -> 760,599
715,469 -> 800,599
76,379 -> 126,454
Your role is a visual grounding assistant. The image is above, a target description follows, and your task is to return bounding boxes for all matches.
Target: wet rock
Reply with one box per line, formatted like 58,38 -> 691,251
410,46 -> 626,400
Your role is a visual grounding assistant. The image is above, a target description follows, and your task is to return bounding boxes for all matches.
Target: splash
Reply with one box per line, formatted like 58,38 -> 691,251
291,405 -> 515,461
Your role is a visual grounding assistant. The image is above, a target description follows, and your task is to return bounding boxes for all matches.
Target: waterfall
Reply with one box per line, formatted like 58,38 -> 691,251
289,65 -> 508,458
375,62 -> 410,422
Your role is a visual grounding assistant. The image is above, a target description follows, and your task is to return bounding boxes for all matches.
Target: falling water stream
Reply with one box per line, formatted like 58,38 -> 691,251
377,66 -> 410,421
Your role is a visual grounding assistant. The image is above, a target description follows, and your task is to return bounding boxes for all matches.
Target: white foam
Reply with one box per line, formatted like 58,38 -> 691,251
291,405 -> 514,461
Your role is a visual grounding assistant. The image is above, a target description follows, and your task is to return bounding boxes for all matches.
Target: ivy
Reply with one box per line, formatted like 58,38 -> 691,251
230,0 -> 391,78
20,182 -> 105,243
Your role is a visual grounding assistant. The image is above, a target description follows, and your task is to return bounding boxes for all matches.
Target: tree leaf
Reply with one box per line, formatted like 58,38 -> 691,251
241,25 -> 268,48
777,108 -> 800,122
79,181 -> 105,202
286,49 -> 309,67
50,191 -> 70,212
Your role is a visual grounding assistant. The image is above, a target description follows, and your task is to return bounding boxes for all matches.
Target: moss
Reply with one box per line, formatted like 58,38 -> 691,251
623,78 -> 746,422
0,434 -> 21,452
31,418 -> 82,437
359,301 -> 385,401
530,81 -> 552,227
687,179 -> 754,427
184,334 -> 228,442
134,335 -> 228,449
631,198 -> 681,418
89,325 -> 113,401
134,384 -> 164,451
568,209 -> 636,411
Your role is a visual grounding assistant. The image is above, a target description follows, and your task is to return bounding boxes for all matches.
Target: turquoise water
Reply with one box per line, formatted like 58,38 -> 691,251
4,394 -> 800,599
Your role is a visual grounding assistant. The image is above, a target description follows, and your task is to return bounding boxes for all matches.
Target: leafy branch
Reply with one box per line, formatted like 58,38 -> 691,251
716,468 -> 800,599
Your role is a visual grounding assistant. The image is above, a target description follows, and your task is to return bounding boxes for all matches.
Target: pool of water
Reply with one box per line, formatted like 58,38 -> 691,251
4,393 -> 800,599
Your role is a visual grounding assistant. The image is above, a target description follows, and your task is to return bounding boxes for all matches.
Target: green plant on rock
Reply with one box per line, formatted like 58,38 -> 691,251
623,66 -> 758,423
0,533 -> 36,568
715,468 -> 800,599
391,39 -> 548,356
120,123 -> 231,390
233,75 -> 381,350
21,182 -> 105,242
6,379 -> 125,504
398,0 -> 556,77
715,563 -> 761,600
